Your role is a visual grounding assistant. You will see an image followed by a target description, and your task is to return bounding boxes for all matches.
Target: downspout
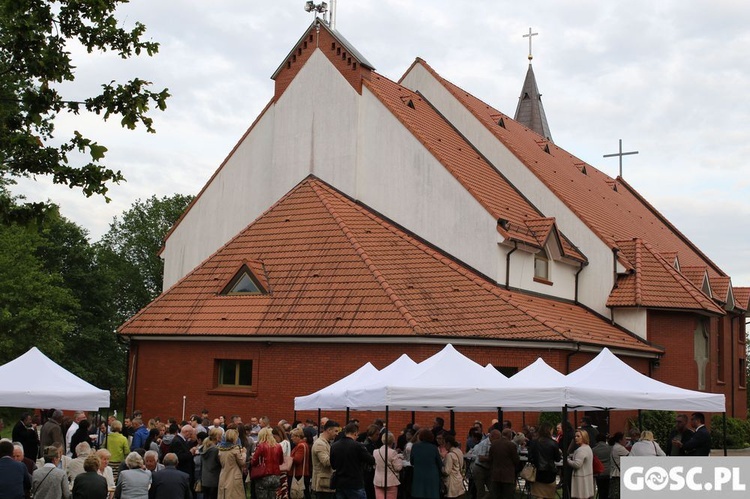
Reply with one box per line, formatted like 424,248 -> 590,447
117,334 -> 131,414
574,262 -> 586,304
505,241 -> 518,290
611,248 -> 620,324
730,315 -> 736,418
566,342 -> 581,374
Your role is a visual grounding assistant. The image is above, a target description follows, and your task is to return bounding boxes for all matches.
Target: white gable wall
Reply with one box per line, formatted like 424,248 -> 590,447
163,50 -> 361,289
400,64 -> 623,323
356,85 -> 500,277
163,50 -> 500,290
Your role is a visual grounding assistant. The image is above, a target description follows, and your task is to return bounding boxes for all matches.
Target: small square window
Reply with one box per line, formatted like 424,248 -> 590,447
218,360 -> 253,387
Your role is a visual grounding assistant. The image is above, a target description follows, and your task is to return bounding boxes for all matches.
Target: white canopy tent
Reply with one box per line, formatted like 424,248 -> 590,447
0,347 -> 110,410
294,345 -> 725,415
564,348 -> 726,412
294,362 -> 378,410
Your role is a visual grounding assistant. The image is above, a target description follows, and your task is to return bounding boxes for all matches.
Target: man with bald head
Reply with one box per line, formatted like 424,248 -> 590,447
149,453 -> 192,499
169,425 -> 197,492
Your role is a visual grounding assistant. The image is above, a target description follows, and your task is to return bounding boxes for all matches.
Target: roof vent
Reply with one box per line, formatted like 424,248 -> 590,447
407,99 -> 415,109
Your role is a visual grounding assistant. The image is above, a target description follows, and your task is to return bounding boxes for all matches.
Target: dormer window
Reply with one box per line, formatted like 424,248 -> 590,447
221,264 -> 267,295
534,249 -> 551,283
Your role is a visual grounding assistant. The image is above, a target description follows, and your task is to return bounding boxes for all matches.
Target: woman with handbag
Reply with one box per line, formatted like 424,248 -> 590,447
218,429 -> 247,499
374,432 -> 403,499
252,427 -> 284,499
290,429 -> 312,499
527,423 -> 560,499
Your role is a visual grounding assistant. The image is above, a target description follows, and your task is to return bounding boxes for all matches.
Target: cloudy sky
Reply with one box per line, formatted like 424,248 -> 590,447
12,0 -> 750,285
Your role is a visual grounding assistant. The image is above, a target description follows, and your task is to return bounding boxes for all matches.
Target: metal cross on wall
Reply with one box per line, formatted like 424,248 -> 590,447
603,139 -> 639,178
523,27 -> 538,60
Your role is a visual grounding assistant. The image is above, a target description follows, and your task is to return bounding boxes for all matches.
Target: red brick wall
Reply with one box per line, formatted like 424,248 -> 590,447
126,341 -> 656,437
273,25 -> 372,101
647,310 -> 747,419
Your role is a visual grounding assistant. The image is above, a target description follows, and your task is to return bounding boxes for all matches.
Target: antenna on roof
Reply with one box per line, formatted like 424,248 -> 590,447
304,1 -> 330,24
523,27 -> 538,61
603,139 -> 639,178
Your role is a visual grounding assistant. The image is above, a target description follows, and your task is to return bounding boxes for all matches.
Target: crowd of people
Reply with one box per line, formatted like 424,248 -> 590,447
0,409 -> 713,499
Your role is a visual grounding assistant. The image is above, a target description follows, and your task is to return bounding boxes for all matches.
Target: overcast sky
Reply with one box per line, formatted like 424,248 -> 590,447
12,0 -> 750,286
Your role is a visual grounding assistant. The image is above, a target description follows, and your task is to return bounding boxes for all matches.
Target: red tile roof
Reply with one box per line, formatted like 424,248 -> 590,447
680,266 -> 709,291
120,177 -> 658,354
363,74 -> 586,263
733,287 -> 750,311
607,239 -> 724,315
412,59 -> 727,281
710,275 -> 731,305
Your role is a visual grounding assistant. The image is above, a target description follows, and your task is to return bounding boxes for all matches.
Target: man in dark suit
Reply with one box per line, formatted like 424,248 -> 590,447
149,453 -> 192,499
12,413 -> 39,461
0,440 -> 31,499
676,412 -> 712,456
169,426 -> 196,489
486,429 -> 520,499
72,454 -> 108,499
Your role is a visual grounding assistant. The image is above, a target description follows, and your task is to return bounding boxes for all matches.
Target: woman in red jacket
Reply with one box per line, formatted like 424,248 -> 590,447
290,428 -> 312,499
252,427 -> 284,499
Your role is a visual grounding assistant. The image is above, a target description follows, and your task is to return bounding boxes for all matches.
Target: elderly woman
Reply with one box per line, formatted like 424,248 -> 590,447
218,428 -> 247,499
106,420 -> 130,483
96,448 -> 116,492
374,432 -> 403,499
566,430 -> 594,499
252,427 -> 284,499
629,431 -> 666,457
72,454 -> 108,499
114,452 -> 151,499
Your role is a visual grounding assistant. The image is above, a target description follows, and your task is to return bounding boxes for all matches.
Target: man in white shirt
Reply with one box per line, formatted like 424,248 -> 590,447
65,411 -> 86,457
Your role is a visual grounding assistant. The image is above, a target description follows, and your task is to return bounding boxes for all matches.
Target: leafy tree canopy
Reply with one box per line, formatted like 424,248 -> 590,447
0,0 -> 169,203
98,193 -> 193,319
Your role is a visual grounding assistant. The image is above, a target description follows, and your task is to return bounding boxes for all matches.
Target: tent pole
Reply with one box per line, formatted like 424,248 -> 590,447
450,410 -> 455,434
385,406 -> 390,491
638,409 -> 642,432
522,412 -> 526,427
317,408 -> 321,435
411,411 -> 415,425
497,408 -> 503,428
294,410 -> 297,425
562,406 -> 570,499
346,408 -> 350,424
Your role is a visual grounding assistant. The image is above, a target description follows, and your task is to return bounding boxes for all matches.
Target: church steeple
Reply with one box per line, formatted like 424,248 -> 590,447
514,28 -> 553,142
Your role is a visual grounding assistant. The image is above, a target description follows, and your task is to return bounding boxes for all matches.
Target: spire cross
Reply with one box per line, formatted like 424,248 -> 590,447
523,27 -> 538,60
603,139 -> 639,177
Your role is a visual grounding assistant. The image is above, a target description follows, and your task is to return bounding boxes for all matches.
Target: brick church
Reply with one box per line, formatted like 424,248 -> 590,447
119,16 -> 748,430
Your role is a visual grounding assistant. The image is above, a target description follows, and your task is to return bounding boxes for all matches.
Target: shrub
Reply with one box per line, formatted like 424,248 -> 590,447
710,415 -> 750,449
